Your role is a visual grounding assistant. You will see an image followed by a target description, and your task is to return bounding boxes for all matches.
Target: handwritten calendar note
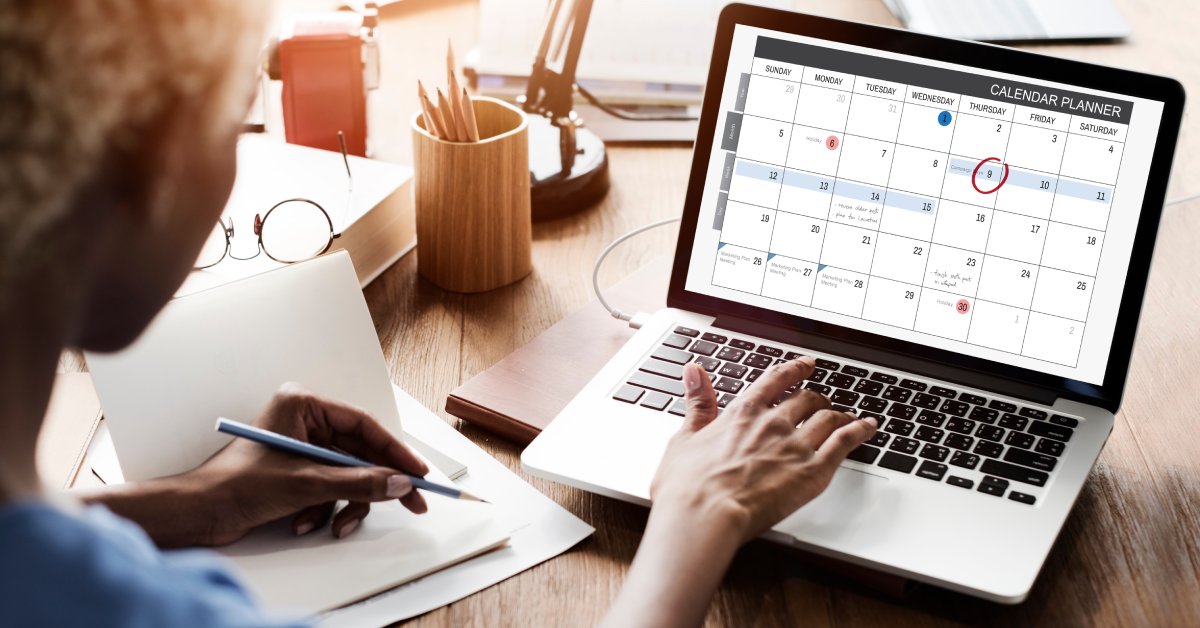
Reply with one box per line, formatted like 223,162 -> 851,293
709,38 -> 1131,369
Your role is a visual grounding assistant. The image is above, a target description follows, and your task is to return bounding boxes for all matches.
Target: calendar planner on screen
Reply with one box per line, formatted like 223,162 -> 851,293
687,28 -> 1167,386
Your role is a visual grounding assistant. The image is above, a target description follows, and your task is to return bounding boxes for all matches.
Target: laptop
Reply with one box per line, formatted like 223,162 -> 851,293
522,4 -> 1184,603
885,0 -> 1129,43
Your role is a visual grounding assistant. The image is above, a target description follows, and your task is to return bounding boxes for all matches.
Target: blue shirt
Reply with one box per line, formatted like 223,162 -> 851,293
0,500 -> 309,627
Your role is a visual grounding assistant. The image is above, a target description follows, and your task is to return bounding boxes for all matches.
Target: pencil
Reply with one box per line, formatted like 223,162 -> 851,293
461,87 -> 480,142
447,42 -> 472,142
417,80 -> 449,139
215,418 -> 489,503
435,88 -> 461,142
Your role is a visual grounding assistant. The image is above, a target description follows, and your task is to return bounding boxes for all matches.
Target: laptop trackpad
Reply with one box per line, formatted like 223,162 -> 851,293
773,467 -> 891,543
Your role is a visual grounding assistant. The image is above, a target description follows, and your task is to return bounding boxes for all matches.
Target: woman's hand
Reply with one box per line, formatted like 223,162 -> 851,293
86,384 -> 429,547
652,357 -> 877,542
603,356 -> 876,628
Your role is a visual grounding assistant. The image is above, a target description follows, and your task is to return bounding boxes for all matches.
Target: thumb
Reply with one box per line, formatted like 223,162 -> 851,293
682,363 -> 719,432
305,466 -> 414,504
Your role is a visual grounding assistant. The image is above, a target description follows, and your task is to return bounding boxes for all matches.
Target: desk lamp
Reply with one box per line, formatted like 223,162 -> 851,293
519,0 -> 610,221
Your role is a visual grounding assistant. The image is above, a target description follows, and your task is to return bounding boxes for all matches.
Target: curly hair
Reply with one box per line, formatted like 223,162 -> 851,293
0,0 -> 270,283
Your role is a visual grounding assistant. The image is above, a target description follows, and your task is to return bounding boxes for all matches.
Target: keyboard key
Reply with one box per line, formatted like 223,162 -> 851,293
858,396 -> 888,413
729,338 -> 756,350
743,353 -> 773,369
651,346 -> 692,365
886,403 -> 917,420
662,334 -> 692,349
947,475 -> 974,489
746,369 -> 764,383
640,391 -> 673,411
842,365 -> 869,377
613,384 -> 643,404
1029,421 -> 1074,442
784,351 -> 805,360
831,390 -> 860,406
998,413 -> 1029,431
899,379 -> 928,391
885,419 -> 915,436
815,358 -> 840,370
879,451 -> 918,473
640,359 -> 684,380
976,425 -> 1005,442
716,347 -> 746,362
694,356 -> 721,372
980,459 -> 1048,487
853,379 -> 884,396
911,392 -> 941,410
914,425 -> 944,443
804,382 -> 832,395
667,398 -> 688,416
847,444 -> 882,464
919,443 -> 949,462
929,385 -> 957,398
969,406 -> 999,424
867,431 -> 890,447
826,373 -> 856,389
717,393 -> 738,409
950,450 -> 980,469
870,372 -> 899,384
944,434 -> 975,451
832,404 -> 854,413
701,332 -> 728,344
860,412 -> 885,423
916,460 -> 948,481
714,377 -> 744,394
1004,448 -> 1058,472
1008,491 -> 1037,505
882,385 -> 912,403
1019,407 -> 1049,420
946,418 -> 976,434
916,410 -> 946,427
1050,414 -> 1080,428
806,368 -> 828,383
941,399 -> 970,416
889,436 -> 920,455
757,345 -> 783,357
978,476 -> 1009,496
628,371 -> 686,397
974,441 -> 1004,458
1004,432 -> 1035,449
988,399 -> 1018,413
673,326 -> 700,338
689,340 -> 718,356
959,393 -> 987,406
718,363 -> 748,379
1035,438 -> 1065,457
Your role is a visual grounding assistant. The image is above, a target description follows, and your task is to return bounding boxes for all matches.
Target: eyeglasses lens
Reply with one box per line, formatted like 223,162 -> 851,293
195,221 -> 229,269
260,200 -> 333,263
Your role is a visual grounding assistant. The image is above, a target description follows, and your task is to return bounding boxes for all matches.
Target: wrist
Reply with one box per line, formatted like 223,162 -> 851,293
79,471 -> 217,548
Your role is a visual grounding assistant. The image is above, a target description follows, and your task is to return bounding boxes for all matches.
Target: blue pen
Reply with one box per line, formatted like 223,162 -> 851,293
215,417 -> 488,503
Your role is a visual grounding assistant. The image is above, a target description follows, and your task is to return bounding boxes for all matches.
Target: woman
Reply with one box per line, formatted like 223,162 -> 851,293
0,1 -> 875,626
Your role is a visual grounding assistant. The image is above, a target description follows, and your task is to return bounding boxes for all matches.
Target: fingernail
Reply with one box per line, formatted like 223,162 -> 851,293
336,518 -> 361,539
295,521 -> 315,536
683,367 -> 703,394
387,475 -> 413,498
864,416 -> 878,428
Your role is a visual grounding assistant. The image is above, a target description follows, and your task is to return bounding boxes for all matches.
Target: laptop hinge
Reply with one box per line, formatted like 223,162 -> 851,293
712,314 -> 1059,406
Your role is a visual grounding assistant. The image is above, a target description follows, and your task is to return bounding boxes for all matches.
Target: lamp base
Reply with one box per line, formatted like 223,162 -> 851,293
527,114 -> 610,221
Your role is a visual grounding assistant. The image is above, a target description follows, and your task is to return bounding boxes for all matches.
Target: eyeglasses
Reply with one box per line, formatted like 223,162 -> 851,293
194,133 -> 352,270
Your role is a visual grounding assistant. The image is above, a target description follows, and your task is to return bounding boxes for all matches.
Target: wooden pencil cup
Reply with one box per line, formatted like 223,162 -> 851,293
412,97 -> 533,293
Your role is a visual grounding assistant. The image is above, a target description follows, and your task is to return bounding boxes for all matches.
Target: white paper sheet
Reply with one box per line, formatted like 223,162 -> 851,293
317,386 -> 594,626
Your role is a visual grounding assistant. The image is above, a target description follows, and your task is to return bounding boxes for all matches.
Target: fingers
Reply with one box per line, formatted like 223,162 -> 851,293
794,409 -> 856,448
741,357 -> 816,409
332,502 -> 370,538
305,465 -> 414,504
399,488 -> 428,514
811,415 -> 878,468
292,502 -> 335,536
772,388 -> 832,427
681,363 -> 718,432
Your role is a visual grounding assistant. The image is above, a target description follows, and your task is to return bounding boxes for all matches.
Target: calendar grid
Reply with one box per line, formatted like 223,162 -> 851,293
709,36 -> 1132,369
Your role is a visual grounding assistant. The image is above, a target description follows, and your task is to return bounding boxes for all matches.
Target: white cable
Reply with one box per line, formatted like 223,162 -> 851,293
593,216 -> 682,324
1166,192 -> 1200,207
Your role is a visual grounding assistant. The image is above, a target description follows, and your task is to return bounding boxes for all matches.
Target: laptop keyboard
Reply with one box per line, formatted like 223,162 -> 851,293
614,325 -> 1083,507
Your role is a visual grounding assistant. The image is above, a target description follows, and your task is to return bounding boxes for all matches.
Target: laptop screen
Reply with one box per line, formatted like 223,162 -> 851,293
684,24 -> 1167,386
